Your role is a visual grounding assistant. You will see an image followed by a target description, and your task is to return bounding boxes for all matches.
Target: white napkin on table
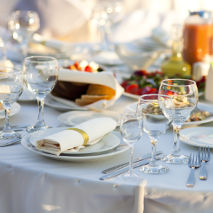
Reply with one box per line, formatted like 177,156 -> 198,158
36,117 -> 117,156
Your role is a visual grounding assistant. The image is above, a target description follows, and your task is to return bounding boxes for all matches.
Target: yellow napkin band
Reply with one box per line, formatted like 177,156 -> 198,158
67,128 -> 89,146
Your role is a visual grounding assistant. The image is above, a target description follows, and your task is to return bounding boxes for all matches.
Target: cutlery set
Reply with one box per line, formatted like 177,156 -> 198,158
186,147 -> 210,187
99,151 -> 163,180
100,147 -> 211,185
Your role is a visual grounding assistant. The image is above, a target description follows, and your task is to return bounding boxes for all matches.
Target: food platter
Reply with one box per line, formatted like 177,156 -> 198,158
120,70 -> 206,99
126,102 -> 213,126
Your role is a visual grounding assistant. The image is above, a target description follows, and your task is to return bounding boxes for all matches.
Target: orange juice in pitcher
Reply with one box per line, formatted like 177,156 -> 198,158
183,11 -> 213,65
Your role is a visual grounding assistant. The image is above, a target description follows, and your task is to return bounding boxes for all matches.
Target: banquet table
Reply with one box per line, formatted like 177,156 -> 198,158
0,95 -> 213,213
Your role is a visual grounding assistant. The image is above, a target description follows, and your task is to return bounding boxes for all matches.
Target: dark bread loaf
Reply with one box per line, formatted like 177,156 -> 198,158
52,81 -> 89,101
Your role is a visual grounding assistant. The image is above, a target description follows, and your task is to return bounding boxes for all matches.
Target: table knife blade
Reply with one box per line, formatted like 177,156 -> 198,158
102,151 -> 162,174
99,159 -> 149,180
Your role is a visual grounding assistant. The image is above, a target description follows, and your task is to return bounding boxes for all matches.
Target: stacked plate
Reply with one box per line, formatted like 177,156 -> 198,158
21,127 -> 129,162
180,127 -> 213,148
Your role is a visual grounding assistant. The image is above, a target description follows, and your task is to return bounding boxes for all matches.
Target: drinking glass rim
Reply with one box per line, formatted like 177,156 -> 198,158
161,78 -> 196,86
139,93 -> 161,101
24,56 -> 57,63
12,10 -> 39,15
138,94 -> 175,105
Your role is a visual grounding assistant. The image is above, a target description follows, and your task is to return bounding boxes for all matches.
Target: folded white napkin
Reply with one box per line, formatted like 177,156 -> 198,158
36,117 -> 117,155
58,70 -> 124,110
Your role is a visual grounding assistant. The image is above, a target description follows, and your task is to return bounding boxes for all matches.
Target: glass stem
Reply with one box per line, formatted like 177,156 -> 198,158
35,98 -> 46,128
21,36 -> 30,59
172,124 -> 181,154
21,41 -> 28,58
100,21 -> 111,50
150,137 -> 157,167
3,103 -> 12,132
128,144 -> 134,176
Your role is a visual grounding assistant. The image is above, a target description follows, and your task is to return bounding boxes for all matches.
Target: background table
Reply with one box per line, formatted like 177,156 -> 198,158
0,96 -> 213,213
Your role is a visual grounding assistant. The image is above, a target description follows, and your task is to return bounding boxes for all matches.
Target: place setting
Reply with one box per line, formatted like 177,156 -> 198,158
21,116 -> 130,162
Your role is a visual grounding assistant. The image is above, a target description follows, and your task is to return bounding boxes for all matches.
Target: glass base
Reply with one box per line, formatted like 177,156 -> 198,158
161,153 -> 189,164
140,164 -> 168,174
27,125 -> 49,133
117,171 -> 143,182
0,130 -> 21,147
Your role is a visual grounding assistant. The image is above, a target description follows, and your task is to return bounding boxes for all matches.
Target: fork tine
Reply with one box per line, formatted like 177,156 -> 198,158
196,154 -> 200,167
206,147 -> 208,160
188,153 -> 192,166
204,147 -> 208,160
191,153 -> 194,165
208,147 -> 210,160
198,148 -> 200,162
201,147 -> 204,160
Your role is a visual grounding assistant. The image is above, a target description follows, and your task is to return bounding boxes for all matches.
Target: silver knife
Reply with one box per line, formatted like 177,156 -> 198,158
102,151 -> 162,174
99,159 -> 149,180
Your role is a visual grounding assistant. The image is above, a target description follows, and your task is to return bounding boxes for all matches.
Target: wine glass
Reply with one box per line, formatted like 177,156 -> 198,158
0,66 -> 23,146
92,0 -> 123,50
137,94 -> 169,174
119,110 -> 141,180
158,79 -> 198,164
8,10 -> 40,59
23,56 -> 58,132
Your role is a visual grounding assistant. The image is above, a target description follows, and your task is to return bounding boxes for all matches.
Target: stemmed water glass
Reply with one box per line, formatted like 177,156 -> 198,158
119,110 -> 141,179
137,94 -> 169,174
0,66 -> 23,146
8,10 -> 40,59
23,56 -> 58,132
158,79 -> 198,164
92,0 -> 123,50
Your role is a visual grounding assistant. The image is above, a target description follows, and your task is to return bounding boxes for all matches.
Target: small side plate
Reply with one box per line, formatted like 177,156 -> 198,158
180,127 -> 213,148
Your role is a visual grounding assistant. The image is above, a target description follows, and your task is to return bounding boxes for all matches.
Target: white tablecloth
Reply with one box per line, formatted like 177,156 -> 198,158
0,97 -> 213,213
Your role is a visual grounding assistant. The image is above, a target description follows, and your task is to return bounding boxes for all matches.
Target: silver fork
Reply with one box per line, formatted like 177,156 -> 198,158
199,147 -> 210,180
186,153 -> 200,187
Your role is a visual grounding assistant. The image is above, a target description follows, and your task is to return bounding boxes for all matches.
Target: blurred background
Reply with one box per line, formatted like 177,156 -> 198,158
0,0 -> 213,43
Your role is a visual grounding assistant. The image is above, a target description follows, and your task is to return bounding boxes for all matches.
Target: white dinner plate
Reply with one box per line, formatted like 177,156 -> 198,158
126,102 -> 213,126
0,102 -> 21,119
57,110 -> 120,126
180,127 -> 213,148
21,129 -> 129,162
28,127 -> 120,155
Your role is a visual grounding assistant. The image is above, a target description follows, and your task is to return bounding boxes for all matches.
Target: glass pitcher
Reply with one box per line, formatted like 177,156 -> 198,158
183,11 -> 213,65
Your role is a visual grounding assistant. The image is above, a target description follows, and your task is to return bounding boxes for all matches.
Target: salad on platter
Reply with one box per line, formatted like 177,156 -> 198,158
121,70 -> 205,96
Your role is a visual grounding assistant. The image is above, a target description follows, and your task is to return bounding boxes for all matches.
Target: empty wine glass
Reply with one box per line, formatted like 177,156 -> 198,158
8,10 -> 40,59
119,110 -> 141,180
0,66 -> 23,146
158,79 -> 198,164
137,94 -> 169,174
23,56 -> 58,132
92,0 -> 123,50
